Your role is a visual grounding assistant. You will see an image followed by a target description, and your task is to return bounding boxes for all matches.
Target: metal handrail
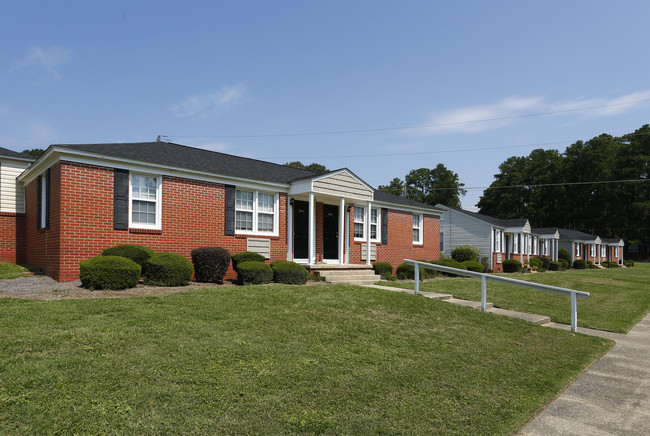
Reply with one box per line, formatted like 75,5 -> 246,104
404,259 -> 589,332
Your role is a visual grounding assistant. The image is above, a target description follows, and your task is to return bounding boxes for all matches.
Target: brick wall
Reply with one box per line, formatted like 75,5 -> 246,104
0,212 -> 26,264
25,161 -> 289,281
349,207 -> 441,273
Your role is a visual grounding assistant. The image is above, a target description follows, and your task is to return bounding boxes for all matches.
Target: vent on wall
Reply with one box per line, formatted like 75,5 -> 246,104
247,238 -> 271,259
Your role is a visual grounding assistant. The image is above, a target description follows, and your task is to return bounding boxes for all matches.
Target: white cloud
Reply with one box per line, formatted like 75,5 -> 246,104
422,90 -> 650,135
12,46 -> 74,79
172,84 -> 246,118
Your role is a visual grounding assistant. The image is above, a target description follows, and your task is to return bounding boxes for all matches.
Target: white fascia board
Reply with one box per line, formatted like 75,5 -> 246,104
1,155 -> 35,165
372,200 -> 442,216
504,226 -> 526,233
18,147 -> 291,192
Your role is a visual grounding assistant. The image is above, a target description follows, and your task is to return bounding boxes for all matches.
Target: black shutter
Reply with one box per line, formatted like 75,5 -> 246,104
224,184 -> 236,236
44,168 -> 50,229
36,175 -> 42,229
114,169 -> 129,230
381,208 -> 388,244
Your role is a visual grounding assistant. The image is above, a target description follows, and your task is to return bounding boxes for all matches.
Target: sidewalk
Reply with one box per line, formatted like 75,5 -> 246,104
520,313 -> 650,435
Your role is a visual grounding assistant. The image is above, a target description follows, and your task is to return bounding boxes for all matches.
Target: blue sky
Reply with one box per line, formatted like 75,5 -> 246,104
2,1 -> 649,210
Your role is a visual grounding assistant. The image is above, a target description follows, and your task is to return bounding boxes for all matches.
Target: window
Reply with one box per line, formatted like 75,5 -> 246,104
513,234 -> 519,253
615,247 -> 619,257
413,214 -> 423,244
130,174 -> 161,229
575,243 -> 581,257
600,245 -> 607,257
440,232 -> 444,251
235,189 -> 277,235
354,205 -> 381,241
354,206 -> 365,238
590,244 -> 596,258
40,175 -> 48,228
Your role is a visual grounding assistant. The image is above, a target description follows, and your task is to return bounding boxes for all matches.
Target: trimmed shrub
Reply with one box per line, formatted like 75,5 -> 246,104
585,260 -> 593,269
373,262 -> 394,279
237,261 -> 273,285
541,256 -> 551,270
461,260 -> 484,273
451,245 -> 480,263
559,259 -> 569,270
602,261 -> 617,268
573,259 -> 587,269
231,251 -> 266,271
528,257 -> 544,269
101,244 -> 154,271
558,248 -> 572,264
624,260 -> 634,267
271,261 -> 308,284
395,262 -> 438,280
79,255 -> 141,290
144,253 -> 193,286
191,247 -> 231,284
502,259 -> 523,273
549,261 -> 562,271
432,258 -> 467,276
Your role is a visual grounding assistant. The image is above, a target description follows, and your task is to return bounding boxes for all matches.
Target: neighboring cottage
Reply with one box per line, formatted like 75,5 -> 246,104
0,147 -> 35,264
557,229 -> 625,266
531,228 -> 560,262
15,142 -> 443,281
437,205 -> 542,272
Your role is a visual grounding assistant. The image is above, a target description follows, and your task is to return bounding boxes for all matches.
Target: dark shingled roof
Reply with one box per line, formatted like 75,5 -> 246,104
56,142 -> 318,184
373,189 -> 438,210
557,228 -> 598,241
0,146 -> 35,160
532,227 -> 559,235
600,237 -> 623,244
440,205 -> 528,228
54,142 -> 438,210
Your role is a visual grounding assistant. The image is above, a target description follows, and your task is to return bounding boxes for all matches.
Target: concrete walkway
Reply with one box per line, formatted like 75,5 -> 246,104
363,284 -> 649,434
520,312 -> 650,435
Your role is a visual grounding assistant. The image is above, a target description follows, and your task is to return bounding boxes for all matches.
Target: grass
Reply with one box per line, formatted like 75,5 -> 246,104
0,263 -> 29,280
379,262 -> 650,333
0,284 -> 612,435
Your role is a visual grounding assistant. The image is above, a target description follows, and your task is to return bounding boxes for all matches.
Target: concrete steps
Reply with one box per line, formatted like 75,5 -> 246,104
318,269 -> 381,286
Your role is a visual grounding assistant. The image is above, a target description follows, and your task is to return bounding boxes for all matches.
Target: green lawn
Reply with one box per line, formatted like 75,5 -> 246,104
379,263 -> 650,333
0,263 -> 29,280
0,284 -> 611,435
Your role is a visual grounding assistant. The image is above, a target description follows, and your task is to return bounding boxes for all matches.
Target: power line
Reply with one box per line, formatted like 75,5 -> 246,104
166,98 -> 650,139
429,178 -> 650,191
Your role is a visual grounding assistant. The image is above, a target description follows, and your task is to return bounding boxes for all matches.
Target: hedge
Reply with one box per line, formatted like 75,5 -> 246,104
624,260 -> 635,267
79,255 -> 141,290
144,253 -> 194,286
237,261 -> 273,285
451,245 -> 480,263
231,251 -> 266,271
602,260 -> 617,268
191,247 -> 231,284
549,261 -> 562,271
432,258 -> 467,276
573,259 -> 587,269
502,259 -> 523,273
461,260 -> 484,273
558,248 -> 572,264
101,244 -> 154,271
559,259 -> 569,270
372,262 -> 393,279
395,262 -> 438,280
528,257 -> 544,269
585,260 -> 593,269
541,256 -> 551,270
271,260 -> 309,284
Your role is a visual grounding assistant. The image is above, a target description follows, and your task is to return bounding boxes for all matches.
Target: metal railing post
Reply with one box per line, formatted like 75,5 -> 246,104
481,275 -> 487,311
414,263 -> 420,295
571,292 -> 577,332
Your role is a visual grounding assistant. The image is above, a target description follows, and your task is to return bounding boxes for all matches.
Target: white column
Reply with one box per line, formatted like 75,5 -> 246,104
286,198 -> 293,261
489,227 -> 494,271
338,198 -> 345,265
620,246 -> 624,265
345,205 -> 350,264
308,192 -> 315,265
366,201 -> 372,265
527,235 -> 530,263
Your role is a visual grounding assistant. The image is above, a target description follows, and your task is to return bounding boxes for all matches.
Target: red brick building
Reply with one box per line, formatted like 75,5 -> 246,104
15,142 -> 442,281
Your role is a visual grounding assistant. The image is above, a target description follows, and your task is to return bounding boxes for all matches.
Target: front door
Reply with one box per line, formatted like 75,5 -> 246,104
323,204 -> 339,260
293,201 -> 309,259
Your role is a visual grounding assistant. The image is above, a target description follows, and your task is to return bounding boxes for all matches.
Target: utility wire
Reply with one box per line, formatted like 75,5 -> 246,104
429,178 -> 650,191
166,98 -> 650,139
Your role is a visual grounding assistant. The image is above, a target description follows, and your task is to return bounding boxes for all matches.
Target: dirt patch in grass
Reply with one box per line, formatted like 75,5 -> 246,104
0,275 -> 328,300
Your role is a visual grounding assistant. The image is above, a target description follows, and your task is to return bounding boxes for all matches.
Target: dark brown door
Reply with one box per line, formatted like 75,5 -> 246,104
323,204 -> 339,260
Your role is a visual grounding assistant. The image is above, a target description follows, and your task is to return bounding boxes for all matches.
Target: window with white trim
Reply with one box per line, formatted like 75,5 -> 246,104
513,234 -> 519,253
440,232 -> 444,251
600,245 -> 607,257
590,244 -> 596,258
40,175 -> 48,228
615,247 -> 619,257
412,214 -> 423,244
575,243 -> 581,257
235,189 -> 278,235
494,229 -> 502,252
130,173 -> 161,229
353,205 -> 381,242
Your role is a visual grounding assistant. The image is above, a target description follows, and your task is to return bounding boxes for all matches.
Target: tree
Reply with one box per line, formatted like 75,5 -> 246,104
283,161 -> 328,173
21,148 -> 46,159
378,177 -> 404,197
403,164 -> 466,207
